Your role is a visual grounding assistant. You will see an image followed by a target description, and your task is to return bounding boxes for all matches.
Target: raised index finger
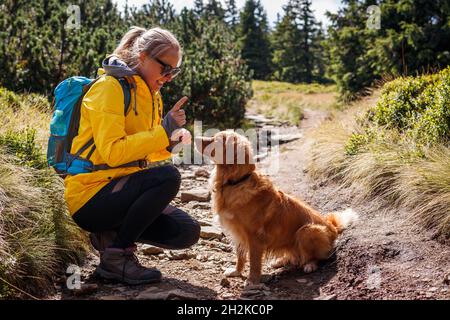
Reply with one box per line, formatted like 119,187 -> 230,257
171,96 -> 189,112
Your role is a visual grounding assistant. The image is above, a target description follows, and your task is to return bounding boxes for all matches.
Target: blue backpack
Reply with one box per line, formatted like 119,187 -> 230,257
47,76 -> 146,178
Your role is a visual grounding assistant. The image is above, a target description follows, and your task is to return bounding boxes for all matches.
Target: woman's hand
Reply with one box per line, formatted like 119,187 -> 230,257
170,128 -> 191,145
168,96 -> 188,127
167,128 -> 191,154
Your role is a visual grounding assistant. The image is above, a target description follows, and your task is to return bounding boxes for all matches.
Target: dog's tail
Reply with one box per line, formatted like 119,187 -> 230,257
326,208 -> 359,233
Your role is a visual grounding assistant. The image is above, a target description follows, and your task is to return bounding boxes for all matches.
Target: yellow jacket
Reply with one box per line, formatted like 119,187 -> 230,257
64,73 -> 171,216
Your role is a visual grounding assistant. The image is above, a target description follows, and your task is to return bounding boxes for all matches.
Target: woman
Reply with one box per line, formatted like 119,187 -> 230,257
65,27 -> 200,285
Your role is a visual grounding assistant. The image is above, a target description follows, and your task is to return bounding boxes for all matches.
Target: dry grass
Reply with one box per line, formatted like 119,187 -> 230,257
0,90 -> 51,150
0,88 -> 89,298
308,91 -> 450,240
247,80 -> 338,125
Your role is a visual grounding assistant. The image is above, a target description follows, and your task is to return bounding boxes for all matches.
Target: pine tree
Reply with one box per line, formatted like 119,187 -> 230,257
167,10 -> 253,127
272,1 -> 303,82
193,0 -> 204,18
326,0 -> 450,101
239,0 -> 272,80
294,0 -> 317,83
204,0 -> 225,21
225,0 -> 239,29
272,0 -> 324,83
0,0 -> 253,126
311,22 -> 328,82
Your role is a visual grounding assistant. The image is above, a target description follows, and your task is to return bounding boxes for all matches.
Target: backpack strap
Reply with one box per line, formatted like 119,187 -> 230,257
116,77 -> 132,116
66,137 -> 95,169
82,76 -> 132,162
80,77 -> 136,160
92,159 -> 149,171
69,137 -> 148,172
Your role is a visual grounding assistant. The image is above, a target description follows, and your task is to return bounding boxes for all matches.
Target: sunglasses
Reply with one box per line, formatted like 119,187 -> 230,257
154,57 -> 181,78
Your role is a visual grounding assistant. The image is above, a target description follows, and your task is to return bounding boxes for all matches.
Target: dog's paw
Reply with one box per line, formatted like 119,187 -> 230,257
303,262 -> 318,273
224,267 -> 242,278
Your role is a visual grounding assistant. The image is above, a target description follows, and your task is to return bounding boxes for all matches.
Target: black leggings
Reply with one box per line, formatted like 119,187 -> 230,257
72,165 -> 200,249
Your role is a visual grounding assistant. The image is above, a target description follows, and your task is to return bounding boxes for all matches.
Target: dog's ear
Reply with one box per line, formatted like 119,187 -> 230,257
235,134 -> 254,165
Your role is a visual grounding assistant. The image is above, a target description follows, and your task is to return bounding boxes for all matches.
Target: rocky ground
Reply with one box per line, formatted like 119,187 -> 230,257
51,109 -> 449,300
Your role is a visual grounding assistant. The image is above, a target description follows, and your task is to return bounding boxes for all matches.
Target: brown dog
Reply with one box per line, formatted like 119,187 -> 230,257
195,131 -> 358,286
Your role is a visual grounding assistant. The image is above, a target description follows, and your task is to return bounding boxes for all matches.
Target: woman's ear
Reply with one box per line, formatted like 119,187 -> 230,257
138,52 -> 147,65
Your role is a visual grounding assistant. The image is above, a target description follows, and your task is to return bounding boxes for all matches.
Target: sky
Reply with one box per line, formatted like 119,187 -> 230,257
114,0 -> 343,28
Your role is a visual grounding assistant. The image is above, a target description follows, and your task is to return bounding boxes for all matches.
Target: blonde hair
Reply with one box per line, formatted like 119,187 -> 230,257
113,26 -> 182,69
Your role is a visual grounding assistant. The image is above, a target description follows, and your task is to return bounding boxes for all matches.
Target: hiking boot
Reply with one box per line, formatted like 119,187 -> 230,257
89,230 -> 117,253
95,246 -> 162,285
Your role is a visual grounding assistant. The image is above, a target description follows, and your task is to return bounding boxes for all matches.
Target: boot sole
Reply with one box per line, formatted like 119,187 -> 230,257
95,266 -> 162,285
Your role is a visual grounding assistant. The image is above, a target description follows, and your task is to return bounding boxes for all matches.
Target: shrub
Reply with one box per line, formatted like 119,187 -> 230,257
354,67 -> 450,152
0,110 -> 88,298
0,129 -> 47,170
309,70 -> 450,240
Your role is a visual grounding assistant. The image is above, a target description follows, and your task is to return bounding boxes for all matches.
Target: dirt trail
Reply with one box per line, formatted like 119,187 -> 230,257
53,109 -> 449,300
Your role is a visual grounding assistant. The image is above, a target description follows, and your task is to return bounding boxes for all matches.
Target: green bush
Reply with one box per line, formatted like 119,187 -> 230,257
0,88 -> 21,111
412,69 -> 450,145
0,129 -> 47,170
345,132 -> 372,156
351,67 -> 450,153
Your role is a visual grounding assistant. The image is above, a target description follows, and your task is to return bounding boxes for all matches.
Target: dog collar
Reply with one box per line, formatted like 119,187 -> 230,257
224,173 -> 252,186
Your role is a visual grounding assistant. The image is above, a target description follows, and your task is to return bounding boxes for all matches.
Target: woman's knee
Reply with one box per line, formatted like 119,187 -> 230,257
140,165 -> 181,196
161,165 -> 181,198
156,165 -> 181,190
169,210 -> 201,249
182,219 -> 201,248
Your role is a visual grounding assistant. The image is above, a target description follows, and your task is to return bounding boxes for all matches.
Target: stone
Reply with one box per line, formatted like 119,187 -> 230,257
222,292 -> 235,299
71,283 -> 98,296
200,226 -> 223,240
444,273 -> 450,285
241,290 -> 262,297
142,245 -> 164,256
167,250 -> 196,260
314,294 -> 337,300
220,278 -> 230,287
195,168 -> 210,178
197,254 -> 209,262
137,288 -> 197,300
181,189 -> 211,202
273,133 -> 303,144
193,203 -> 211,210
181,172 -> 196,179
98,295 -> 127,300
198,220 -> 212,226
136,290 -> 169,300
209,241 -> 232,252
